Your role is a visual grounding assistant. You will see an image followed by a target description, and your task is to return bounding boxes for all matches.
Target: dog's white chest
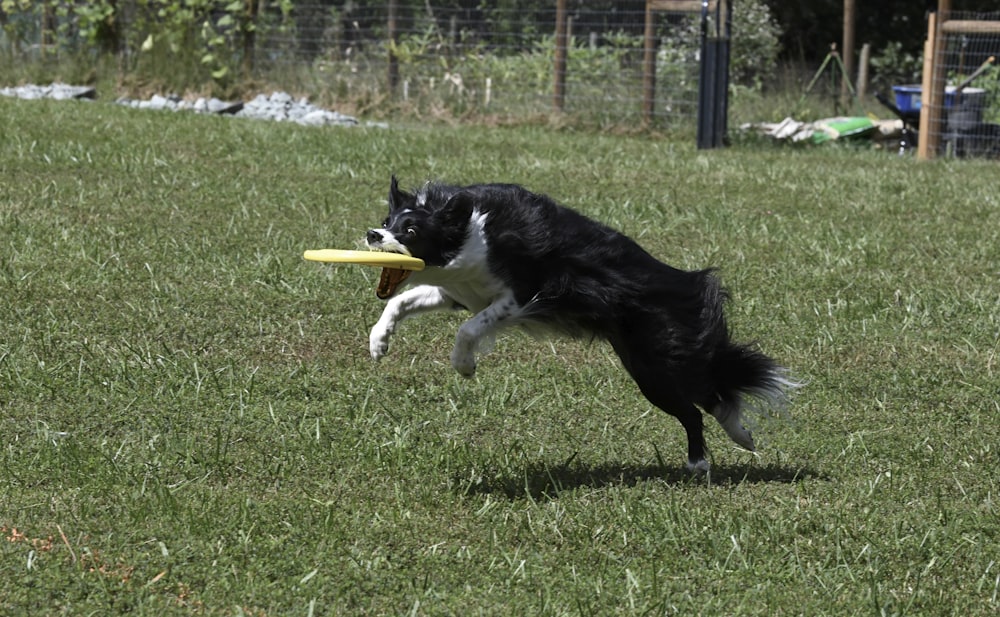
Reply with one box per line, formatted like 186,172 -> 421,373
440,280 -> 505,313
412,209 -> 508,313
412,260 -> 506,314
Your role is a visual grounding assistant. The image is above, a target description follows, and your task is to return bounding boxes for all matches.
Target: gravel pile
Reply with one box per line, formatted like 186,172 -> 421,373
1,83 -> 96,100
115,91 -> 360,127
235,92 -> 360,126
114,92 -> 244,115
4,83 -> 369,128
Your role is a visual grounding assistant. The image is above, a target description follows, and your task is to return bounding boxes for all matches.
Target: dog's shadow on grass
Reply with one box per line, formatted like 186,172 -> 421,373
456,459 -> 822,500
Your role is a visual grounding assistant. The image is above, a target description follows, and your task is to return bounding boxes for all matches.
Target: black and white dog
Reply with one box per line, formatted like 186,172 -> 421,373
365,177 -> 792,472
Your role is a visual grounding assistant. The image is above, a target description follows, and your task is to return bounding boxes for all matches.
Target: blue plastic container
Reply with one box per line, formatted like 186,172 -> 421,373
892,84 -> 986,113
892,85 -> 923,112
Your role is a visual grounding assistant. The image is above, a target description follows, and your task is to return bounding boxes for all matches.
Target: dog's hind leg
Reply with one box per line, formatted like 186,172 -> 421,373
450,293 -> 520,378
672,402 -> 710,473
710,399 -> 756,452
643,388 -> 710,473
652,397 -> 710,473
613,345 -> 710,472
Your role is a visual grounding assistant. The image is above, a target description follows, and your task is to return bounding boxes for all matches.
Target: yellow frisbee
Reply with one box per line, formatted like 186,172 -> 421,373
303,249 -> 425,271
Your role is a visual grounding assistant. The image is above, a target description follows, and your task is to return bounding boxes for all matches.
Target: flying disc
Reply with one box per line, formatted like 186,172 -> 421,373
303,249 -> 425,271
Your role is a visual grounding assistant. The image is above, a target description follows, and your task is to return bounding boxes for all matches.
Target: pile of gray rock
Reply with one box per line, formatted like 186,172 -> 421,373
115,90 -> 360,127
236,92 -> 360,126
1,83 -> 96,100
3,83 -> 366,128
114,93 -> 243,115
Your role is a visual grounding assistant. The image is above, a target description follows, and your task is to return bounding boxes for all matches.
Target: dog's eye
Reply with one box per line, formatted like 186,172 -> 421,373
406,227 -> 417,237
382,218 -> 390,228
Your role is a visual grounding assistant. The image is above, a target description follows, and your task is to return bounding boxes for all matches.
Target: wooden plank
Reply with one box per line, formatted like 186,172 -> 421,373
941,20 -> 1000,35
926,1 -> 951,158
841,0 -> 856,107
917,11 -> 936,160
856,42 -> 871,100
918,4 -> 953,160
648,1 -> 717,13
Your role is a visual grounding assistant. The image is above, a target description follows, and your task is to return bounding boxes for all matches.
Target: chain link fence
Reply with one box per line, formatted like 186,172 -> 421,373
0,1 -> 729,129
255,2 -> 705,127
922,10 -> 1000,158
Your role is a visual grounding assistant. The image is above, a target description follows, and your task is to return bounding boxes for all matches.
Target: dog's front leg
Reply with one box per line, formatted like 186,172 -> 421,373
370,285 -> 453,361
451,294 -> 519,378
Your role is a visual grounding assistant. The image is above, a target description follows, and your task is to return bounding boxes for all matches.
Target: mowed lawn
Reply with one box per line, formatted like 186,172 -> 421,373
1,97 -> 998,615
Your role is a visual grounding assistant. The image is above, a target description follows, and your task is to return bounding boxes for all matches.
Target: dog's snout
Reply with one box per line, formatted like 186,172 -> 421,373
366,229 -> 383,245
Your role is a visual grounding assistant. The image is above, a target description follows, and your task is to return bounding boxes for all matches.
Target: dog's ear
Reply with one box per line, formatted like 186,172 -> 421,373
388,175 -> 410,212
436,192 -> 474,229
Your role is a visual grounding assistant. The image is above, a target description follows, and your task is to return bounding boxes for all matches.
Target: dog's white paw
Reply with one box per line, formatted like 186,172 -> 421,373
369,325 -> 391,361
722,423 -> 756,452
713,405 -> 757,452
450,348 -> 477,378
685,459 -> 711,475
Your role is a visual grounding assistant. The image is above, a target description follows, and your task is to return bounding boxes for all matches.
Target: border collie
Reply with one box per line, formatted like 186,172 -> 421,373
365,177 -> 792,473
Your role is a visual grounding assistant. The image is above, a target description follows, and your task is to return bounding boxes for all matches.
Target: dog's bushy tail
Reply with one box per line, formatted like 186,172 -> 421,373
707,340 -> 796,452
699,272 -> 794,412
712,341 -> 794,411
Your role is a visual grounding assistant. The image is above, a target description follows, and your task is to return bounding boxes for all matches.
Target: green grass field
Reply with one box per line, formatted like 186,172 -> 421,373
1,98 -> 998,615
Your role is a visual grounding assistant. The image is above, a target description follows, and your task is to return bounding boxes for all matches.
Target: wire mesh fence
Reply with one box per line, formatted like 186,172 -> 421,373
873,9 -> 1000,159
0,1 -> 717,130
252,2 -> 704,127
924,10 -> 1000,158
9,2 -> 996,157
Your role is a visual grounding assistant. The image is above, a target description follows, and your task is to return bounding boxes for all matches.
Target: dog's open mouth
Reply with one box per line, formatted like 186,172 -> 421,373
376,267 -> 412,299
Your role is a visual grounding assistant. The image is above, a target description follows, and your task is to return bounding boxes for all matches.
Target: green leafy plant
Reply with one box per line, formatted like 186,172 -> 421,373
0,0 -> 271,91
72,0 -> 119,53
130,0 -> 248,85
1,0 -> 40,55
967,64 -> 1000,124
870,40 -> 923,91
730,0 -> 781,91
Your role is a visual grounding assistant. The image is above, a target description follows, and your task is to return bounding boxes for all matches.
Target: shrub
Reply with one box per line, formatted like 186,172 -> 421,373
731,0 -> 781,91
869,41 -> 923,91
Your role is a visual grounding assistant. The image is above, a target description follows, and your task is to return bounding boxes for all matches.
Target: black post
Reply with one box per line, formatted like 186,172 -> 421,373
696,41 -> 716,147
696,1 -> 732,149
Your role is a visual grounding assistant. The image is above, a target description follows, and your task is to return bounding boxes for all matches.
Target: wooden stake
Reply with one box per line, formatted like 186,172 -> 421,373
918,1 -> 951,160
387,0 -> 399,95
841,0 -> 856,107
917,11 -> 936,160
856,43 -> 870,101
642,1 -> 656,124
242,0 -> 259,77
553,0 -> 568,112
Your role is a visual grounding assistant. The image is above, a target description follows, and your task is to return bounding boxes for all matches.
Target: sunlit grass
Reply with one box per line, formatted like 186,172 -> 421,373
1,97 -> 998,615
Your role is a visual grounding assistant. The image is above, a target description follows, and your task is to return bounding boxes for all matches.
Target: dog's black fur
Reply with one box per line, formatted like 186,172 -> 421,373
365,177 -> 791,472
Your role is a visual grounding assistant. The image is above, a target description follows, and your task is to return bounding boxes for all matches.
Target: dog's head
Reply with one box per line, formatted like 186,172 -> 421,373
365,176 -> 473,298
366,176 -> 472,265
